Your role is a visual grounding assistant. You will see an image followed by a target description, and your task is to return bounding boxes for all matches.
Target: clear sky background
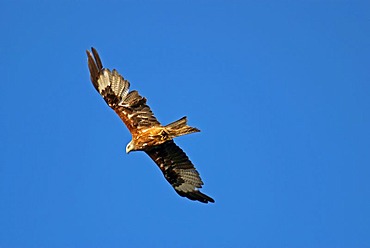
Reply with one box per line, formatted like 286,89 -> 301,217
1,1 -> 369,247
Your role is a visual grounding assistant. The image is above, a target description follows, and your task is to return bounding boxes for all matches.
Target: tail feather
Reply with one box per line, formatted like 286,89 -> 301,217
165,117 -> 200,138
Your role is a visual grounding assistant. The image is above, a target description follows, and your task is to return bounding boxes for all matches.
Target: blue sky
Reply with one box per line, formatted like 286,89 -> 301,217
1,1 -> 370,247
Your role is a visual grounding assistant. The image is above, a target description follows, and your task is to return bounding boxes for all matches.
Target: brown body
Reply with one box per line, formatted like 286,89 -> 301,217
133,126 -> 170,149
126,116 -> 200,152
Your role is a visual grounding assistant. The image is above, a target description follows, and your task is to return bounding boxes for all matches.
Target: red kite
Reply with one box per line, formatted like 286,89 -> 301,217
87,48 -> 214,203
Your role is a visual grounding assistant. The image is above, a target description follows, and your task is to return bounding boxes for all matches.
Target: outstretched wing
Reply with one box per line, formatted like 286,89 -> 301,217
87,47 -> 160,134
146,140 -> 214,203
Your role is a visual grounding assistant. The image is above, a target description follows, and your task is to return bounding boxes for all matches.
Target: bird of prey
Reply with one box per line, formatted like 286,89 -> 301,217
86,48 -> 214,203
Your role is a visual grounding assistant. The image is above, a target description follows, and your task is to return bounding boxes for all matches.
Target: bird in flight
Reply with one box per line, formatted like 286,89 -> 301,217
86,48 -> 214,203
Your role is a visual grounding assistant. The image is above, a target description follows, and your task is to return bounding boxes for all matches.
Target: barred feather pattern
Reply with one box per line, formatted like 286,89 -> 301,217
87,48 -> 160,131
146,140 -> 215,203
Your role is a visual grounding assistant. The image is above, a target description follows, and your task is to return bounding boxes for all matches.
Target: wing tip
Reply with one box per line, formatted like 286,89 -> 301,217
87,47 -> 107,93
193,191 -> 215,204
177,189 -> 215,204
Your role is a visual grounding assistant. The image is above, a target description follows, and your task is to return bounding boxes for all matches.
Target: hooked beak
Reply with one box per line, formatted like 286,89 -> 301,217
126,141 -> 134,154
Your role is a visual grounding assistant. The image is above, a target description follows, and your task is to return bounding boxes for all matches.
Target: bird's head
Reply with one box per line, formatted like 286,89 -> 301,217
126,140 -> 135,154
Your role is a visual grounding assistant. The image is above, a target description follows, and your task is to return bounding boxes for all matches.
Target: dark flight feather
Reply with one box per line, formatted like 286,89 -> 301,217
146,140 -> 214,203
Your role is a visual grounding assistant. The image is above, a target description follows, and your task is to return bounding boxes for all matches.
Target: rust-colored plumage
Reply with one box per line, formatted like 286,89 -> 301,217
87,48 -> 214,203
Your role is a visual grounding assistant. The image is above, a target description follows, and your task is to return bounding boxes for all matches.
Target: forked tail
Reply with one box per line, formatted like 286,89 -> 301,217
165,116 -> 200,138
